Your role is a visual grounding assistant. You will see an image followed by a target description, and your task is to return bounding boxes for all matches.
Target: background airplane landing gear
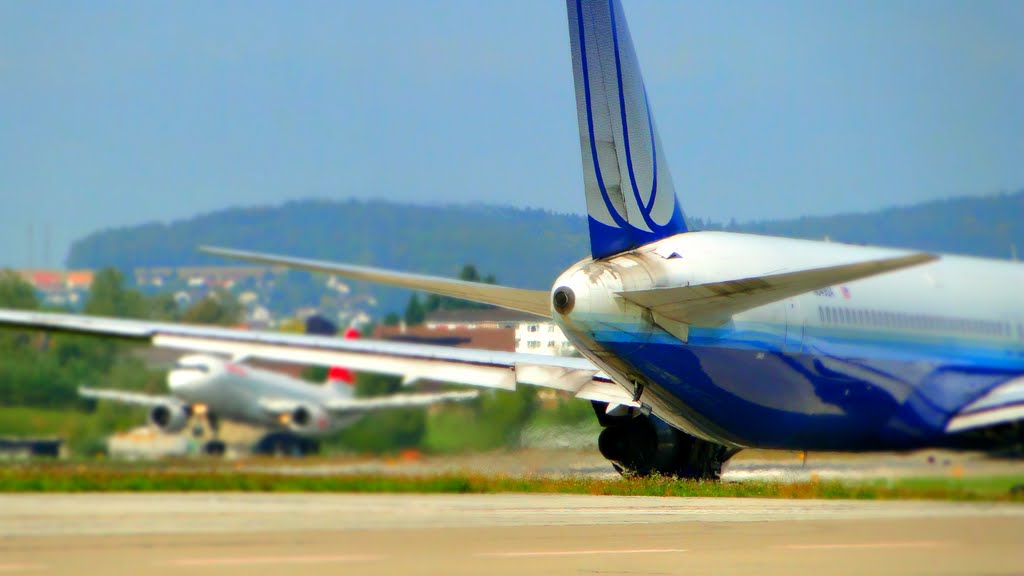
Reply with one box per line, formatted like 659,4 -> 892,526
203,439 -> 226,456
200,412 -> 226,457
592,401 -> 736,480
253,432 -> 320,457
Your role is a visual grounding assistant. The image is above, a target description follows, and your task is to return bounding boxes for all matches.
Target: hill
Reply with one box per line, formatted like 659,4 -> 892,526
67,191 -> 1023,315
711,191 -> 1023,258
67,200 -> 591,315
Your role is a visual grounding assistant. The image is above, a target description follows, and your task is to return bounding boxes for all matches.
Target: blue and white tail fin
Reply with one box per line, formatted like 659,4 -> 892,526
567,0 -> 688,259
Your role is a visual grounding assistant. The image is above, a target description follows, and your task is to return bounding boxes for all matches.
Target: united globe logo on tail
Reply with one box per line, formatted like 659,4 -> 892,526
568,0 -> 688,258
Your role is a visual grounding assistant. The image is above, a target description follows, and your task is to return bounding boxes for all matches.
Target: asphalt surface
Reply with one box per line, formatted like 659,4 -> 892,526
2,493 -> 1022,575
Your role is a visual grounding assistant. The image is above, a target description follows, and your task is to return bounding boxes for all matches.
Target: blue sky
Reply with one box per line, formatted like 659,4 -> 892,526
2,0 -> 1022,268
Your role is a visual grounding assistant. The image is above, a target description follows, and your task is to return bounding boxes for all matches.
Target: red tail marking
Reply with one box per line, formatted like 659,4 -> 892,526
327,327 -> 360,385
327,366 -> 355,385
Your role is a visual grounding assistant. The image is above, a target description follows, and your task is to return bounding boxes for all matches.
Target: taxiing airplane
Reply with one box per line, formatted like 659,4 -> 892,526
80,326 -> 477,456
2,0 -> 1021,477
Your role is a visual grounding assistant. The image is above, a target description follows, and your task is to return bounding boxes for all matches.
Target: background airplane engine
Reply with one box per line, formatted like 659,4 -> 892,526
147,404 -> 190,433
288,404 -> 330,435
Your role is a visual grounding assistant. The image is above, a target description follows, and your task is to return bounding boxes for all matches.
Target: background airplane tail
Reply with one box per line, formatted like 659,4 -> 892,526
304,316 -> 358,395
567,0 -> 688,259
325,327 -> 360,390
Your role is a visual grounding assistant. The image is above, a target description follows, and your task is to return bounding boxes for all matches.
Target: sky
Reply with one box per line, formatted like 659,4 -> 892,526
1,0 -> 1022,268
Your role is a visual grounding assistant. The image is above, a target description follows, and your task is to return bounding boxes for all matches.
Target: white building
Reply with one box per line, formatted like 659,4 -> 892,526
412,309 -> 577,357
514,320 -> 575,357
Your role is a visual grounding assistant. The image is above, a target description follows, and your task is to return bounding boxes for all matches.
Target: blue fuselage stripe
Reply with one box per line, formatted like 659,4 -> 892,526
579,316 -> 1024,449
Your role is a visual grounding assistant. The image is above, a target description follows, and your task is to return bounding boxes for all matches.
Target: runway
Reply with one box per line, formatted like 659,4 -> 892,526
2,494 -> 1021,575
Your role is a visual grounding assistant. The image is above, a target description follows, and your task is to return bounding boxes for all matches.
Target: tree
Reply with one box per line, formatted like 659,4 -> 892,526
458,264 -> 481,283
180,291 -> 242,326
0,270 -> 39,310
84,268 -> 147,319
0,270 -> 41,357
422,264 -> 499,314
62,267 -> 150,374
403,294 -> 426,325
146,292 -> 181,321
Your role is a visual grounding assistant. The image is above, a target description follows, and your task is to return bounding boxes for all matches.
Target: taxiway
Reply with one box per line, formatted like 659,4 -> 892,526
1,493 -> 1021,575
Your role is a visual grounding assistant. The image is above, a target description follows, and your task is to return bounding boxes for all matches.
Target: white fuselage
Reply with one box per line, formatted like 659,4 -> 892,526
552,231 -> 1024,449
168,355 -> 360,437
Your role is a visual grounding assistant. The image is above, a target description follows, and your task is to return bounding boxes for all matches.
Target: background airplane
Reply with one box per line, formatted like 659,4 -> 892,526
1,0 -> 1021,478
79,322 -> 477,456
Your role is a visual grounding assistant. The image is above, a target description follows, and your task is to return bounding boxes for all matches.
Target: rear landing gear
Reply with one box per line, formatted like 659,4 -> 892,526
200,411 -> 226,457
252,432 -> 320,457
203,440 -> 227,456
593,401 -> 736,479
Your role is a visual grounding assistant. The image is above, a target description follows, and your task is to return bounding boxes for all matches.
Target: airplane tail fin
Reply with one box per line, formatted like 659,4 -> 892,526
327,325 -> 364,387
567,0 -> 688,259
304,316 -> 358,393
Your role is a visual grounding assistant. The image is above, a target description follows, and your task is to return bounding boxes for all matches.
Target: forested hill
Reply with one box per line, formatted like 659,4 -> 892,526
67,200 -> 591,290
69,191 -> 1023,274
708,190 -> 1023,259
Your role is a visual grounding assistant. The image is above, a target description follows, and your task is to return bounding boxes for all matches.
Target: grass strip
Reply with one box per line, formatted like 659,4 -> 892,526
0,465 -> 1022,501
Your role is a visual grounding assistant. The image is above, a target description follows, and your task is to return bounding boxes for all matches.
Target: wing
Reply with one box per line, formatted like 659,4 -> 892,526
0,310 -> 638,408
617,253 -> 937,327
78,386 -> 181,408
200,246 -> 551,318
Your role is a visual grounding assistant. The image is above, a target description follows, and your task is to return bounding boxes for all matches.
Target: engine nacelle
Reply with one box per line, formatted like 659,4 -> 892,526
288,404 -> 330,435
148,404 -> 190,433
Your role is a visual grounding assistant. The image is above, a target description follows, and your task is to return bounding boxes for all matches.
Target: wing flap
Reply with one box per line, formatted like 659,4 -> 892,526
324,391 -> 479,412
617,253 -> 937,326
200,246 -> 551,318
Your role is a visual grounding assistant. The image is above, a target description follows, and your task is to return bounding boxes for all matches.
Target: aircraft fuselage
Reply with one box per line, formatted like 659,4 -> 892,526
553,231 -> 1024,451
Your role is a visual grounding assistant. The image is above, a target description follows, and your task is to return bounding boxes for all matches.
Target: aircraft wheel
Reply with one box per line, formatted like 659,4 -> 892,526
596,412 -> 734,480
203,440 -> 227,457
299,438 -> 321,456
273,435 -> 306,457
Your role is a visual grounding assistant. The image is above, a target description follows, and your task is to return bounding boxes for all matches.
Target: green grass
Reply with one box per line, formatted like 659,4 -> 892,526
882,475 -> 1024,497
0,405 -> 144,456
0,406 -> 91,437
0,462 -> 1021,501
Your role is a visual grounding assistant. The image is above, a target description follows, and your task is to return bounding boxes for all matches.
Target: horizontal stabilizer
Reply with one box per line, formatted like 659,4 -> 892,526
200,246 -> 551,318
946,376 -> 1024,433
617,252 -> 938,326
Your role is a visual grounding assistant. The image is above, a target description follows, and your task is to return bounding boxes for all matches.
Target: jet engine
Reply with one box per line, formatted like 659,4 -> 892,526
148,403 -> 190,433
596,409 -> 734,479
288,404 -> 330,435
